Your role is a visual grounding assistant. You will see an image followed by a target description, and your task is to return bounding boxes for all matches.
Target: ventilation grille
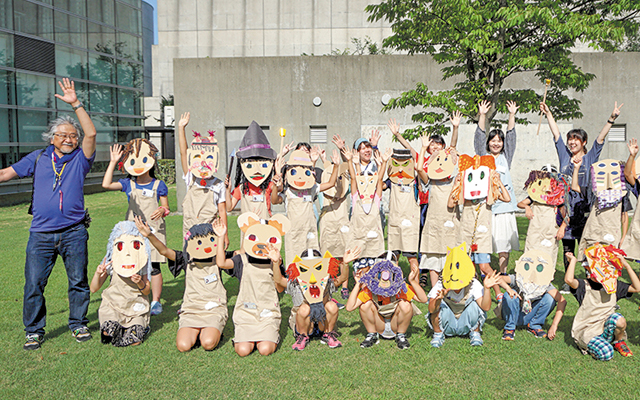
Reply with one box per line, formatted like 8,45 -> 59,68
14,35 -> 55,75
608,125 -> 626,142
310,126 -> 327,143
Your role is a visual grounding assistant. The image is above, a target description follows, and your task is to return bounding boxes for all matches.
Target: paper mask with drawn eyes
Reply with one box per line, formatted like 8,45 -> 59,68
585,243 -> 625,294
184,223 -> 219,260
591,159 -> 626,210
458,154 -> 496,201
240,158 -> 273,187
322,161 -> 349,199
360,259 -> 407,298
238,212 -> 290,259
442,242 -> 475,290
286,150 -> 315,190
514,249 -> 555,287
356,172 -> 377,214
287,250 -> 338,304
387,149 -> 415,185
427,148 -> 457,180
121,139 -> 157,177
524,170 -> 568,206
107,221 -> 151,278
188,131 -> 220,180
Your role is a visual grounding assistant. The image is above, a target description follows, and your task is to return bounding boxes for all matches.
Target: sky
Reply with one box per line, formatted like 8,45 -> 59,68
143,0 -> 158,44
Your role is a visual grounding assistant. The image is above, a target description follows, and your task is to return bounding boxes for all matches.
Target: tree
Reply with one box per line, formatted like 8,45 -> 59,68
366,0 -> 640,136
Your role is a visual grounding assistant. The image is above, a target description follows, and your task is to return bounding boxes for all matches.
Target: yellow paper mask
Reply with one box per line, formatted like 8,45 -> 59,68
387,149 -> 415,185
442,242 -> 475,290
585,243 -> 624,294
188,131 -> 220,180
238,212 -> 290,259
427,148 -> 457,180
514,249 -> 555,287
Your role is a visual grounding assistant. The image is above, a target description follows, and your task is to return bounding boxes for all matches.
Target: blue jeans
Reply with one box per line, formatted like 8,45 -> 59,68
23,223 -> 90,335
501,292 -> 556,330
429,300 -> 486,336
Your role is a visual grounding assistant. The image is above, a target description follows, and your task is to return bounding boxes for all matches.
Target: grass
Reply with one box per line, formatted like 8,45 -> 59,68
1,188 -> 640,399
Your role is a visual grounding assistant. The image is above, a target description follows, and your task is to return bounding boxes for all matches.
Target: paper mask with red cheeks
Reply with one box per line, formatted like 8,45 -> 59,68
187,131 -> 219,180
238,212 -> 290,259
387,149 -> 415,185
240,158 -> 273,187
322,161 -> 349,199
442,242 -> 475,290
356,172 -> 377,214
524,170 -> 568,206
585,243 -> 625,294
286,150 -> 316,190
107,221 -> 151,278
120,139 -> 158,177
427,148 -> 457,180
287,250 -> 339,322
184,223 -> 219,260
450,154 -> 499,205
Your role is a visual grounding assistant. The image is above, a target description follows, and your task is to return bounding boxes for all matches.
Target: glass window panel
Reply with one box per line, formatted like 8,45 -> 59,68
0,71 -> 15,105
89,53 -> 114,84
116,32 -> 142,61
116,60 -> 143,89
0,0 -> 12,30
16,73 -> 55,109
89,83 -> 115,113
92,115 -> 116,142
54,0 -> 86,16
88,22 -> 116,54
0,32 -> 13,67
55,81 -> 87,111
117,89 -> 141,115
0,108 -> 16,143
88,0 -> 115,25
17,110 -> 53,143
119,0 -> 141,8
55,11 -> 88,48
14,0 -> 54,41
116,2 -> 140,33
56,45 -> 88,80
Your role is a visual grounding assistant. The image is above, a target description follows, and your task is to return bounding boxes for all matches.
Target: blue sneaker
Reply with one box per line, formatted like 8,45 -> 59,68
150,301 -> 163,316
431,332 -> 445,348
469,331 -> 483,346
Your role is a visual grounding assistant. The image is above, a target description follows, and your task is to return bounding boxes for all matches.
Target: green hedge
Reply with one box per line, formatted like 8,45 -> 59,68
156,159 -> 176,185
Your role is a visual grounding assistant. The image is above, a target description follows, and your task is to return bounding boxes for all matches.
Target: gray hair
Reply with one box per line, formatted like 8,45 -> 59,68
41,115 -> 84,143
105,221 -> 152,279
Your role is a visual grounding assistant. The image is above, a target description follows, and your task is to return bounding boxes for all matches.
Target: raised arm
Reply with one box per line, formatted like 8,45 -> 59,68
388,118 -> 417,159
449,111 -> 461,148
213,219 -> 235,269
134,216 -> 176,261
596,102 -> 623,144
477,100 -> 490,138
415,136 -> 430,183
504,101 -> 519,167
177,112 -> 190,175
622,256 -> 640,293
318,150 -> 340,192
270,157 -> 285,205
624,138 -> 638,186
479,270 -> 500,311
546,289 -> 566,341
570,157 -> 582,193
342,148 -> 357,193
90,260 -> 110,293
102,144 -> 124,190
540,102 -> 561,142
563,252 -> 580,289
376,148 -> 392,196
55,79 -> 96,159
345,269 -> 365,312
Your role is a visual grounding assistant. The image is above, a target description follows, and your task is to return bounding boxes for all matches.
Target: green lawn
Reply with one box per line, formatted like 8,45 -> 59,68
1,188 -> 639,399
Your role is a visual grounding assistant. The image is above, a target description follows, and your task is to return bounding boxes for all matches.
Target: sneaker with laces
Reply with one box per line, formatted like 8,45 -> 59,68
341,287 -> 349,299
23,333 -> 44,350
72,327 -> 92,343
430,332 -> 445,348
292,334 -> 310,351
469,331 -> 483,346
614,340 -> 633,357
395,333 -> 410,350
502,329 -> 515,341
360,332 -> 379,348
320,331 -> 342,349
150,301 -> 163,316
526,324 -> 547,338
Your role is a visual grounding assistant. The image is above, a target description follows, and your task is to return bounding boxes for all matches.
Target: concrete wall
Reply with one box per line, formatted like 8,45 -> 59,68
173,53 -> 640,211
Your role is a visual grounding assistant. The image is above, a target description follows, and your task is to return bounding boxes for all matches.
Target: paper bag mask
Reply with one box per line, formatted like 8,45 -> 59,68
442,242 -> 475,290
427,148 -> 457,180
184,223 -> 220,260
188,131 -> 219,180
360,259 -> 407,298
240,159 -> 274,187
322,161 -> 349,199
286,150 -> 315,190
238,212 -> 290,259
584,243 -> 625,294
107,221 -> 151,278
120,138 -> 158,177
388,149 -> 415,185
524,170 -> 568,206
287,250 -> 339,322
591,159 -> 626,210
356,172 -> 377,214
515,249 -> 555,287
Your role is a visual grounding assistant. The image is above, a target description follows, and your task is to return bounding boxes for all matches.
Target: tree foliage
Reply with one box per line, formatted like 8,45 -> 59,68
366,0 -> 640,137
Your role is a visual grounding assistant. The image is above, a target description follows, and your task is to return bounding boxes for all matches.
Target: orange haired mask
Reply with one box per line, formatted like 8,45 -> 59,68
452,154 -> 500,204
584,243 -> 625,294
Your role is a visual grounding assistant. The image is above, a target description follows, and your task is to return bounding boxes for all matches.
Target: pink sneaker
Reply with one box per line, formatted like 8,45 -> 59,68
321,331 -> 342,349
292,334 -> 310,351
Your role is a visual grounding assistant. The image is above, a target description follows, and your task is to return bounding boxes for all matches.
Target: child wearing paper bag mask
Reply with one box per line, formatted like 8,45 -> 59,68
565,245 -> 640,360
90,221 -> 152,347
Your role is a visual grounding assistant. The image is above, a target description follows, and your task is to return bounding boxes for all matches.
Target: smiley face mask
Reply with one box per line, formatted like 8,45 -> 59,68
107,221 -> 151,278
188,131 -> 220,182
286,150 -> 316,190
121,139 -> 158,177
442,242 -> 475,290
184,223 -> 220,261
427,148 -> 457,181
590,159 -> 626,210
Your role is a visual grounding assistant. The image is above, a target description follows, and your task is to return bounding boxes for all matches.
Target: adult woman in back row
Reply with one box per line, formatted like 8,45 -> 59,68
540,101 -> 623,269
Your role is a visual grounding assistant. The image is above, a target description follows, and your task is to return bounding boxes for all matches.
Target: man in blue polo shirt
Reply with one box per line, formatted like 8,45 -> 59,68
0,78 -> 97,350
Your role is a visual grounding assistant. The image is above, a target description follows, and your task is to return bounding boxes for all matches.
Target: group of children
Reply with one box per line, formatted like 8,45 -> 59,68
91,101 -> 640,361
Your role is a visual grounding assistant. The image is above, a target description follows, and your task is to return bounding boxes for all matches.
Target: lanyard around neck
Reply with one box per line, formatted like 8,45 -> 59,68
51,153 -> 68,191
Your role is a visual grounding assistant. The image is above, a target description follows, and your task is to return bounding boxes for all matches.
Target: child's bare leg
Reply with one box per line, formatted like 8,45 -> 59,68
256,340 -> 277,356
176,327 -> 200,352
151,273 -> 163,303
498,252 -> 510,274
324,299 -> 339,332
430,311 -> 442,333
296,303 -> 311,334
615,316 -> 627,341
234,341 -> 255,357
479,263 -> 502,298
359,301 -> 384,333
429,270 -> 439,287
199,327 -> 222,351
390,300 -> 413,334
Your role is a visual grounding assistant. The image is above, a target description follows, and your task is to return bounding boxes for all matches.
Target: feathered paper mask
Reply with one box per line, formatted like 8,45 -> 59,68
524,170 -> 569,206
584,243 -> 625,294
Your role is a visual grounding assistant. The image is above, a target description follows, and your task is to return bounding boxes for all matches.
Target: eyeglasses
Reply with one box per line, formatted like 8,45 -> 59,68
53,133 -> 79,140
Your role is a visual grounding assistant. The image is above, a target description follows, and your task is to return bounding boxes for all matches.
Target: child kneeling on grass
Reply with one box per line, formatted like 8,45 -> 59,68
425,242 -> 499,347
565,245 -> 640,360
91,221 -> 151,347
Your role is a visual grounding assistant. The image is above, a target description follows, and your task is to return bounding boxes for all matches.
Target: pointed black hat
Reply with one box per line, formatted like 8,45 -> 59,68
236,121 -> 277,160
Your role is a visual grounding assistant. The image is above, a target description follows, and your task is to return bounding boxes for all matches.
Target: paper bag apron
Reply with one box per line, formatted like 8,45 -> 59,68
99,272 -> 150,328
319,195 -> 351,256
125,180 -> 166,263
621,204 -> 640,260
571,284 -> 624,351
524,203 -> 559,266
577,203 -> 622,260
458,201 -> 492,254
350,196 -> 385,258
238,188 -> 271,247
182,185 -> 218,236
388,183 -> 420,253
420,180 -> 460,255
232,253 -> 281,343
284,188 -> 319,266
179,260 -> 228,331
